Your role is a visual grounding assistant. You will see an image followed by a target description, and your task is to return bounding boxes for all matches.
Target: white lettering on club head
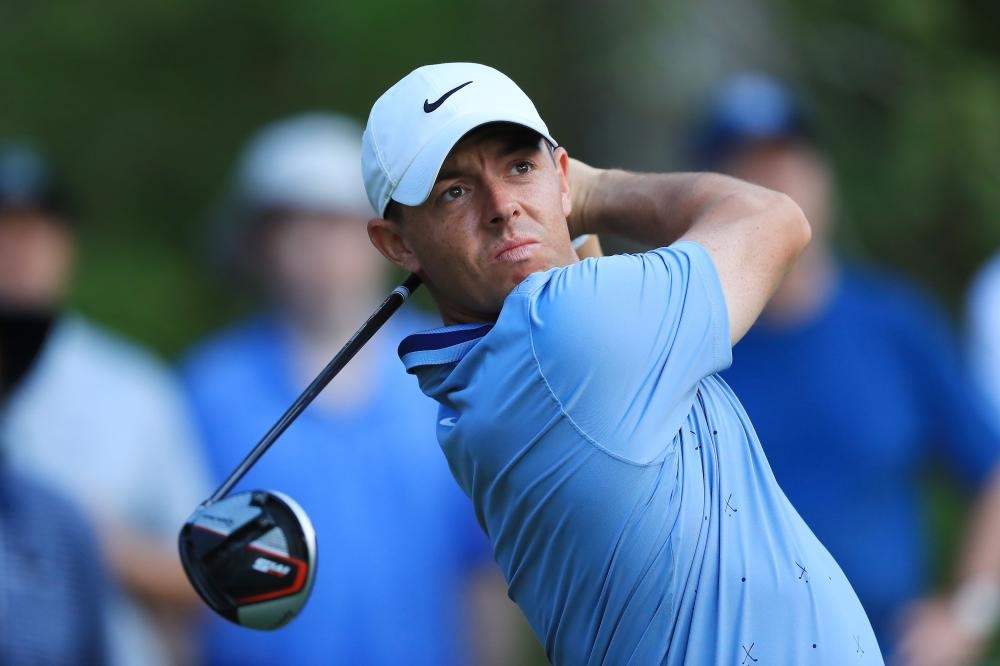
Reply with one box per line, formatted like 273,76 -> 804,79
252,557 -> 291,577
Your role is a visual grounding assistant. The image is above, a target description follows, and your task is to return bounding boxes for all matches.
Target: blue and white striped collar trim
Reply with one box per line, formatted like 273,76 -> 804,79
398,323 -> 494,371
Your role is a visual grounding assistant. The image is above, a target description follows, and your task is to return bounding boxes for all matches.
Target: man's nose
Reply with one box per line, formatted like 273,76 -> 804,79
484,180 -> 519,226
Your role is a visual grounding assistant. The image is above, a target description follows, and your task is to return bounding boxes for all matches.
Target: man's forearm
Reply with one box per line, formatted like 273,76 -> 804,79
566,157 -> 810,344
103,523 -> 201,609
568,159 -> 782,247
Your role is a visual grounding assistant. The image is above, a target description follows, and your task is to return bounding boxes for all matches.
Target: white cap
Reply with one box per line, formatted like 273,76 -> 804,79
236,113 -> 373,218
362,62 -> 556,217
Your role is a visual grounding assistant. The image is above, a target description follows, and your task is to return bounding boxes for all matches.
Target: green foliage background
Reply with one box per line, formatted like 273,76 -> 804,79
3,1 -> 997,355
784,0 -> 1000,306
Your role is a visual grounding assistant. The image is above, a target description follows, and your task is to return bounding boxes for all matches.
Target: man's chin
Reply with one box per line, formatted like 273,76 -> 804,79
505,266 -> 544,290
515,255 -> 565,280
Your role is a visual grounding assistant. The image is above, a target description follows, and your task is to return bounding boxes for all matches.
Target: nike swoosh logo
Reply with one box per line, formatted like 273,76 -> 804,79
423,81 -> 473,113
439,417 -> 458,427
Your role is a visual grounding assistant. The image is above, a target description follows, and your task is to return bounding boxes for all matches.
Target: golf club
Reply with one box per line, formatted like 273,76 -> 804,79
179,273 -> 421,629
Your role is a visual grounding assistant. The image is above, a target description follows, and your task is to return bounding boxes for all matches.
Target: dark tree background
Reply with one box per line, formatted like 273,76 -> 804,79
3,1 -> 997,354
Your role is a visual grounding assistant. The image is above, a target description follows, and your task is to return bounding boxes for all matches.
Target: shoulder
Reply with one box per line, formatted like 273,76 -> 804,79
179,315 -> 277,384
40,315 -> 186,403
840,263 -> 942,316
510,243 -> 719,340
514,243 -> 716,311
969,252 -> 1000,312
501,244 -> 728,393
57,314 -> 171,376
839,263 -> 956,347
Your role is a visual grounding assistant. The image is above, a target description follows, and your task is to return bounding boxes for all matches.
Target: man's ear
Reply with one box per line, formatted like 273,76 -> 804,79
554,146 -> 572,218
367,218 -> 421,274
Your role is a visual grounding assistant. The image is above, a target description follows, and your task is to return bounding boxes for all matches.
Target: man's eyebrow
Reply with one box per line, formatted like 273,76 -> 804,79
434,136 -> 544,185
501,135 -> 545,154
435,167 -> 465,184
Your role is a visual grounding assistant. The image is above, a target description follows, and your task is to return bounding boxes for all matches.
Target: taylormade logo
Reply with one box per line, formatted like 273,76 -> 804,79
202,514 -> 234,527
252,557 -> 292,577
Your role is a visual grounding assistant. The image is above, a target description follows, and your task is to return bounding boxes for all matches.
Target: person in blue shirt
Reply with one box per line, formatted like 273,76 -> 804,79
361,62 -> 881,665
1,290 -> 107,665
181,113 -> 531,665
697,74 -> 1000,665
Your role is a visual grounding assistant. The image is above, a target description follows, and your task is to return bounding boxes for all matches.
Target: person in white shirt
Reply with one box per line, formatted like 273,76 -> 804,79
0,140 -> 211,666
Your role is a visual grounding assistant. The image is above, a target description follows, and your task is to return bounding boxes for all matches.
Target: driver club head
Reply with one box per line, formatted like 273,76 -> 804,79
179,490 -> 317,630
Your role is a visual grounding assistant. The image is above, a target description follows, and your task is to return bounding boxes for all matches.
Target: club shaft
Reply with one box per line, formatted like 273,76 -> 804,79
206,273 -> 422,504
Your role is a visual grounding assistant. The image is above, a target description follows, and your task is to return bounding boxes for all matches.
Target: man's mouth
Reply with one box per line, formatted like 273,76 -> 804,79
494,239 -> 539,263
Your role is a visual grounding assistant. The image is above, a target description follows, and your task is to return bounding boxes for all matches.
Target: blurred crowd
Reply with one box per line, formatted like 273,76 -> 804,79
1,70 -> 1000,666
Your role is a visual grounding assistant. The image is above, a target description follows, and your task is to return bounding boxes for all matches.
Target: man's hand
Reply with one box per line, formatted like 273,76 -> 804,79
566,158 -> 602,238
573,234 -> 603,260
99,517 -> 202,608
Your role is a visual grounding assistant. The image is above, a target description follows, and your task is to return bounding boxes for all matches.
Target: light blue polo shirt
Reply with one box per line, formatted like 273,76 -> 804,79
400,241 -> 881,665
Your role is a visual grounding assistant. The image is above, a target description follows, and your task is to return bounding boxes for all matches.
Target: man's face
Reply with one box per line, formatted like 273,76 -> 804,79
372,126 -> 578,324
254,211 -> 385,328
721,140 -> 833,240
0,209 -> 73,309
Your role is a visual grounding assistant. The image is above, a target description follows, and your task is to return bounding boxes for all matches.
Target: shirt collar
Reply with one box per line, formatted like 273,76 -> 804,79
398,323 -> 494,373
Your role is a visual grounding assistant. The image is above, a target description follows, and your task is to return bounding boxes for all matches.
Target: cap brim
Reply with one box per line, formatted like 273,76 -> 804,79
390,110 -> 555,210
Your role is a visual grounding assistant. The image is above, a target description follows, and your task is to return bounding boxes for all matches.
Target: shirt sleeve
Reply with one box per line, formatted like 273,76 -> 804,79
523,241 -> 732,464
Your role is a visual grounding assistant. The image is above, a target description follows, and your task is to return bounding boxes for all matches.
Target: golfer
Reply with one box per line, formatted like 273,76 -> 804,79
362,63 -> 881,665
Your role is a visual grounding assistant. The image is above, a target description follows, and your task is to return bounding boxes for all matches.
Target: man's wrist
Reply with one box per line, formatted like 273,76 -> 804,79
567,159 -> 604,237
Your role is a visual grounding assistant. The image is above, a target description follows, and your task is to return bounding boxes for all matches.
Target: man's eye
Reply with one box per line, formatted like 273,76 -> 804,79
442,185 -> 466,202
511,161 -> 533,175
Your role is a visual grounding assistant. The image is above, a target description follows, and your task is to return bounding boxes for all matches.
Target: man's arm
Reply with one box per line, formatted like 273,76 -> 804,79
567,158 -> 810,344
101,522 -> 202,607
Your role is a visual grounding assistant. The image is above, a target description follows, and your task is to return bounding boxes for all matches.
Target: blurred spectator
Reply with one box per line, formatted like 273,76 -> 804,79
0,142 -> 211,666
695,76 -> 1000,665
968,257 -> 1000,415
181,113 -> 532,665
0,303 -> 108,665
